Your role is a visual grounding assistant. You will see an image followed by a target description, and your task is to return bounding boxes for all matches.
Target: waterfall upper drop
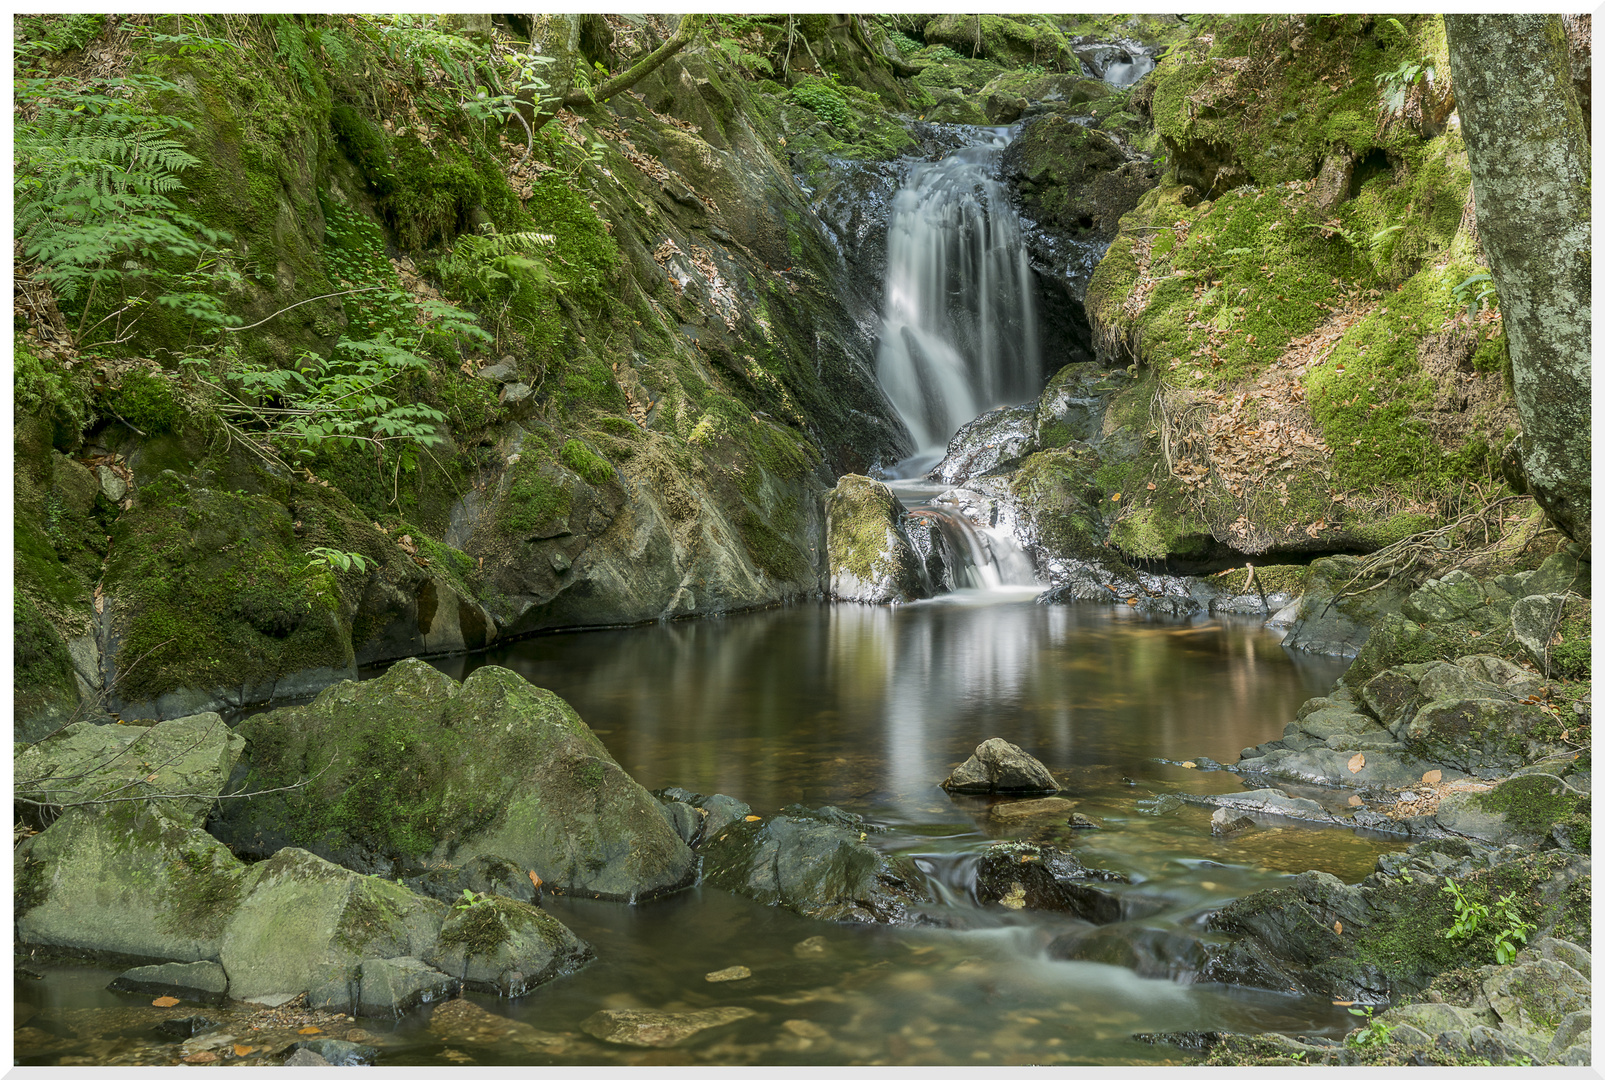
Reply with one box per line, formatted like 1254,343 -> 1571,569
875,129 -> 1041,458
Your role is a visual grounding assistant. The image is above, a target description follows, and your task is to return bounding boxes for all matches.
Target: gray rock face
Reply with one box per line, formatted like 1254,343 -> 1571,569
314,957 -> 460,1019
424,894 -> 593,996
931,405 -> 1037,486
823,474 -> 930,603
1511,593 -> 1568,667
580,1007 -> 756,1048
216,659 -> 696,902
107,960 -> 229,1005
16,802 -> 245,964
943,738 -> 1060,794
221,847 -> 444,1005
700,805 -> 929,925
15,713 -> 244,828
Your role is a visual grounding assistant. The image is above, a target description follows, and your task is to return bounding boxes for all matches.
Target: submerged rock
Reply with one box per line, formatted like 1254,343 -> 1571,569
943,738 -> 1060,794
700,804 -> 929,925
340,957 -> 460,1018
580,1007 -> 756,1048
108,961 -> 229,1006
214,659 -> 695,902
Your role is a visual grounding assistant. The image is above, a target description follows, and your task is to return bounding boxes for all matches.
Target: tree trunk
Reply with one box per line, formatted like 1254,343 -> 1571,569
1445,15 -> 1591,550
530,14 -> 703,134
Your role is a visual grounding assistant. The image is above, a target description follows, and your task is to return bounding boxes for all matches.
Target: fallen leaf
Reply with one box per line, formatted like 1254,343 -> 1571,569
1332,1000 -> 1355,1007
1180,761 -> 1198,769
1146,482 -> 1157,490
183,1052 -> 218,1064
744,815 -> 761,822
151,996 -> 179,1008
1347,795 -> 1363,807
234,1044 -> 254,1057
1334,921 -> 1343,934
1347,752 -> 1365,774
1421,770 -> 1442,785
298,1026 -> 322,1036
1110,492 -> 1121,502
529,870 -> 542,888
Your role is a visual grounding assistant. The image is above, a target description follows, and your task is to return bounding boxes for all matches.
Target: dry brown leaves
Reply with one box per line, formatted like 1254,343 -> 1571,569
624,89 -> 701,135
1369,776 -> 1497,821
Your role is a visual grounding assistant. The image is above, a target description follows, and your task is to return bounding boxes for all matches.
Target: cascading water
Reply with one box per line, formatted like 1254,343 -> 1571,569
874,128 -> 1043,591
875,129 -> 1041,458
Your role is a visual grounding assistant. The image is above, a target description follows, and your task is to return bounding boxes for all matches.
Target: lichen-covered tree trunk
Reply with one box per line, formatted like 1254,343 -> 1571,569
1445,15 -> 1591,549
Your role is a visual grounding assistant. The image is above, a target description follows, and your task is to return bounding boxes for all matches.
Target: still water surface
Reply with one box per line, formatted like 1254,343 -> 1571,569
18,595 -> 1404,1066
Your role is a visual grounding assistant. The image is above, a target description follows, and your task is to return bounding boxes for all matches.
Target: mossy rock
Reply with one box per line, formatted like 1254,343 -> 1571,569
216,659 -> 696,901
16,801 -> 247,965
922,14 -> 1075,69
823,475 -> 928,603
426,894 -> 592,996
1002,114 -> 1159,238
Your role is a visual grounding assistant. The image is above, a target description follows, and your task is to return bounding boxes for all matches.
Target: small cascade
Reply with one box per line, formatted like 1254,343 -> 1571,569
875,129 -> 1041,455
898,480 -> 1036,594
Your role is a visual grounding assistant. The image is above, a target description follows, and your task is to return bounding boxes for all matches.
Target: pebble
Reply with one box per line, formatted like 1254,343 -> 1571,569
704,966 -> 751,983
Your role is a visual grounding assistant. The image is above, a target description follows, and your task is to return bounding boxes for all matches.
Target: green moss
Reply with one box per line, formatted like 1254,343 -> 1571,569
1547,601 -> 1590,679
105,369 -> 187,436
499,453 -> 573,536
15,851 -> 50,917
438,898 -> 514,958
739,508 -> 811,582
159,844 -> 244,940
559,438 -> 614,486
14,338 -> 94,447
1473,774 -> 1588,843
1012,448 -> 1103,559
523,177 -> 619,309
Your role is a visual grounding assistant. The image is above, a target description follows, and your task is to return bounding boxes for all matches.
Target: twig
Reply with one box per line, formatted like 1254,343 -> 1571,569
221,286 -> 385,333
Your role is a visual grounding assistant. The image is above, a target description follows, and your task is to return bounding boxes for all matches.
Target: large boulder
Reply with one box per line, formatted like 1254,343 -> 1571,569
823,475 -> 930,603
221,847 -> 445,1006
700,804 -> 929,924
15,712 -> 243,828
931,405 -> 1037,486
213,659 -> 696,901
942,738 -> 1060,794
16,801 -> 245,964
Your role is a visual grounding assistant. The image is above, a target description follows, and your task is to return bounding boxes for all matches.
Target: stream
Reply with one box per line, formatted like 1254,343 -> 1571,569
19,598 -> 1408,1066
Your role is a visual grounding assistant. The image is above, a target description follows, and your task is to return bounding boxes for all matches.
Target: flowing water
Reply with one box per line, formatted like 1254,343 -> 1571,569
875,128 -> 1040,459
18,599 -> 1406,1067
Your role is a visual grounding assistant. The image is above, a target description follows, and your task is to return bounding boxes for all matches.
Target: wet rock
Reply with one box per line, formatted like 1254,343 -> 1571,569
1003,114 -> 1158,243
423,894 -> 592,997
580,1007 -> 756,1048
701,805 -> 928,925
14,713 -> 244,829
1137,793 -> 1184,816
930,405 -> 1037,486
1069,813 -> 1101,829
1281,556 -> 1414,659
942,738 -> 1060,794
108,961 -> 228,1005
823,475 -> 930,603
1031,363 -> 1126,451
1131,1031 -> 1226,1054
654,788 -> 752,846
215,660 -> 695,901
974,840 -> 1125,922
1190,789 -> 1341,828
342,957 -> 460,1018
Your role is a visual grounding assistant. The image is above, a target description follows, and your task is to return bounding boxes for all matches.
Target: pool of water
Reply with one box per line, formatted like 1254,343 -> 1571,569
17,594 -> 1405,1066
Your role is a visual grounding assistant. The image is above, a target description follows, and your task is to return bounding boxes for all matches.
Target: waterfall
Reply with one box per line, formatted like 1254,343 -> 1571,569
875,129 -> 1041,456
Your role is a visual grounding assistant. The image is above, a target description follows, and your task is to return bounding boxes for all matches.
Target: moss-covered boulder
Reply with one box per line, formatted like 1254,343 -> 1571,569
823,475 -> 929,604
214,659 -> 696,901
424,894 -> 593,996
923,14 -> 1075,69
16,802 -> 246,964
15,713 -> 242,828
1003,115 -> 1158,239
973,840 -> 1125,922
221,846 -> 444,1006
700,804 -> 930,924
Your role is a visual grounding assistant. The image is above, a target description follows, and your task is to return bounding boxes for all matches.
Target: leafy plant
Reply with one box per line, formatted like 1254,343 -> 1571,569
1451,271 -> 1498,317
452,888 -> 493,912
1442,878 -> 1488,941
1374,20 -> 1433,118
303,547 -> 374,575
1490,892 -> 1534,965
790,76 -> 854,129
1345,1005 -> 1395,1048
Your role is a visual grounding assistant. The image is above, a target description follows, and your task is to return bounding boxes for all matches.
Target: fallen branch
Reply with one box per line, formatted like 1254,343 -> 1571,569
531,14 -> 703,135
